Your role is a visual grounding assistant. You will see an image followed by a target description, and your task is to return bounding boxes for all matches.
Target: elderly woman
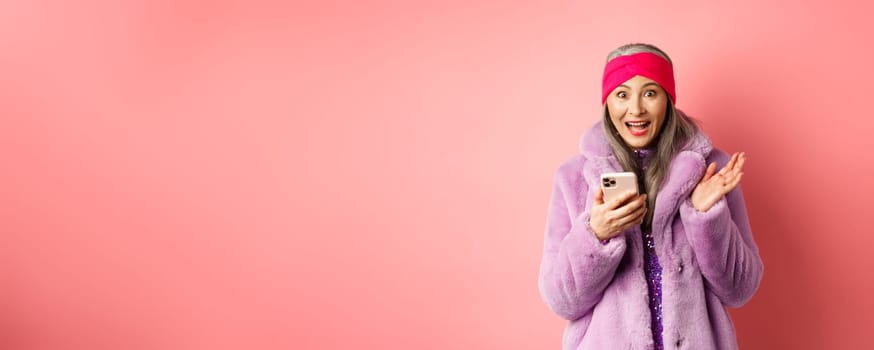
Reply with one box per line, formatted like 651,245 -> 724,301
538,43 -> 764,349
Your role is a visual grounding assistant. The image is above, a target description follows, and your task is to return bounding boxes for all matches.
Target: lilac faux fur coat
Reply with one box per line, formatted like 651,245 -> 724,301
538,121 -> 763,349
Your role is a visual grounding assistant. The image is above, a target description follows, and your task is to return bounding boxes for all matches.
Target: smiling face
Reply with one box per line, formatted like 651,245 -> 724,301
605,75 -> 669,149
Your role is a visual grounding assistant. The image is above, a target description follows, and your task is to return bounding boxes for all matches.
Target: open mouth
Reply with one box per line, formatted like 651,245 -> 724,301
625,121 -> 651,137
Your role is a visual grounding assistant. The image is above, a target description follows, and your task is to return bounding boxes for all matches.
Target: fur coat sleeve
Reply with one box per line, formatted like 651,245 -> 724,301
679,152 -> 763,307
537,156 -> 628,320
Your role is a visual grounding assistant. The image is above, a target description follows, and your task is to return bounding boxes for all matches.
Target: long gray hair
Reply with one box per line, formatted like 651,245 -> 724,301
602,43 -> 699,229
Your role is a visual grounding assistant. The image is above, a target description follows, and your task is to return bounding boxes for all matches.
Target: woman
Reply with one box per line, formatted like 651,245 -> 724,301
537,43 -> 763,349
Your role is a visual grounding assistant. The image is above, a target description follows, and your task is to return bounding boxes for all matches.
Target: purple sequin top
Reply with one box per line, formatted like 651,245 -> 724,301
634,148 -> 665,350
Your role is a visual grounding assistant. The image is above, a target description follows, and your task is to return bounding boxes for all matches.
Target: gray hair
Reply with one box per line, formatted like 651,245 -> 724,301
601,43 -> 698,229
607,43 -> 673,64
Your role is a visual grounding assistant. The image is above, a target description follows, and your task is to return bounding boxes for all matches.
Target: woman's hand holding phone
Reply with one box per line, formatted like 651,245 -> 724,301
589,188 -> 647,241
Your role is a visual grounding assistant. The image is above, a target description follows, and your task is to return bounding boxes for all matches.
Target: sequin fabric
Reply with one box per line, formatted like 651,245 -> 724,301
634,148 -> 664,350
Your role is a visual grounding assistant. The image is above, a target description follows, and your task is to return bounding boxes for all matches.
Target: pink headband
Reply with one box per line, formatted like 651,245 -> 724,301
601,52 -> 676,104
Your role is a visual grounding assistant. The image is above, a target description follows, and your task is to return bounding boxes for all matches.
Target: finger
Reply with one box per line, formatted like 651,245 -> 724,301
720,171 -> 744,195
725,153 -> 746,180
709,173 -> 725,185
724,153 -> 744,179
719,153 -> 738,176
613,206 -> 646,231
607,190 -> 639,210
728,172 -> 744,190
612,194 -> 647,218
729,152 -> 740,169
701,162 -> 717,182
616,204 -> 647,228
721,172 -> 736,185
722,166 -> 737,180
733,152 -> 746,173
593,186 -> 605,205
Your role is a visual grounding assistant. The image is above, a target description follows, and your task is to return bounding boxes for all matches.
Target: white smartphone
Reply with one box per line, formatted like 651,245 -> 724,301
600,172 -> 639,203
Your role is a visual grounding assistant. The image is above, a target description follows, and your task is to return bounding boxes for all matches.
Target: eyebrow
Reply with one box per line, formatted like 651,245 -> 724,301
618,82 -> 660,89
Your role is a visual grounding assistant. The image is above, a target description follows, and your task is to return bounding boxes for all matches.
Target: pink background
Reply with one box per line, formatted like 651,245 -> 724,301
2,0 -> 873,349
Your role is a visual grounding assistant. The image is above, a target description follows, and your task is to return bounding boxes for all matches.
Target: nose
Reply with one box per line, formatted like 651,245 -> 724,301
628,97 -> 646,117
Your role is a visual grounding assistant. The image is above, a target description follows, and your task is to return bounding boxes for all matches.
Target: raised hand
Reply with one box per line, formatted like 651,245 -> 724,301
690,152 -> 745,212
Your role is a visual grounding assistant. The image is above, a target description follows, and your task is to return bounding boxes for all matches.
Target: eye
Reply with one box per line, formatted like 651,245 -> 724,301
644,90 -> 657,97
617,91 -> 627,98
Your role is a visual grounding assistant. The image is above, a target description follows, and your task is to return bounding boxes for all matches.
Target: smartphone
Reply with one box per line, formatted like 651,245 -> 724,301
600,172 -> 639,203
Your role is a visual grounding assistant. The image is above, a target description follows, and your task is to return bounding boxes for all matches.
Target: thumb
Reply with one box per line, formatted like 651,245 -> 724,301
701,162 -> 717,182
593,186 -> 605,205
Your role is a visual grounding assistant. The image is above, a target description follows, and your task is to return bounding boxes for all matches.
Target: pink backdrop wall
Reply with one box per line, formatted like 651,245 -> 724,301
2,0 -> 873,349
